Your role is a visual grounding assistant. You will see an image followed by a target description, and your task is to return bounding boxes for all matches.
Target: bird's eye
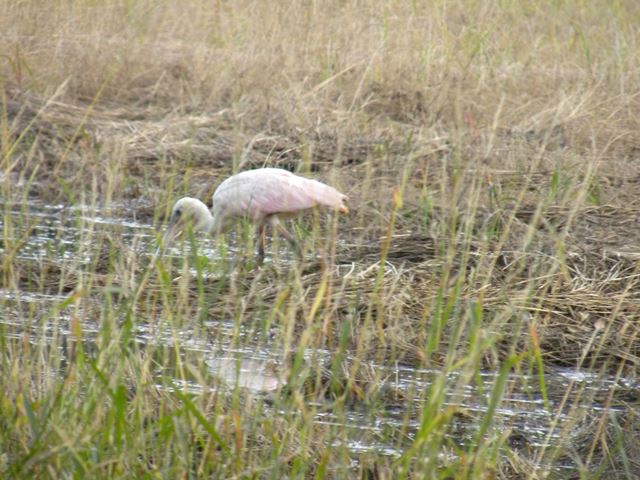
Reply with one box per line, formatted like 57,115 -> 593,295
175,208 -> 182,217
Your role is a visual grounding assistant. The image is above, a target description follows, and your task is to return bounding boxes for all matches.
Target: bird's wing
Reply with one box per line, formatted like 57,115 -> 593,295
213,169 -> 347,221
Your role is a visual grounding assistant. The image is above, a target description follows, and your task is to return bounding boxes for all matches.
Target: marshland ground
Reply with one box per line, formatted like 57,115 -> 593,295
1,1 -> 640,478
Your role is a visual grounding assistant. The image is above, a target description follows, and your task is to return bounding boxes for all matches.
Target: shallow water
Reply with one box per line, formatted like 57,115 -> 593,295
1,202 -> 637,474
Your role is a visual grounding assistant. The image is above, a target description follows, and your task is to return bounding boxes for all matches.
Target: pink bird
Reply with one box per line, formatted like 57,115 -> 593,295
162,167 -> 348,262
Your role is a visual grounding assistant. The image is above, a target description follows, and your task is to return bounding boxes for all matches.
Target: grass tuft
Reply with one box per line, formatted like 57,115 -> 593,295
1,0 -> 640,477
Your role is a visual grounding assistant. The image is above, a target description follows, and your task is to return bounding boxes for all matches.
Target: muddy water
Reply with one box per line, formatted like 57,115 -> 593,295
1,203 -> 637,473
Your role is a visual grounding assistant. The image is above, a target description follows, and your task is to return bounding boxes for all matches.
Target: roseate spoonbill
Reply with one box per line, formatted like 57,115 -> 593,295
162,167 -> 348,262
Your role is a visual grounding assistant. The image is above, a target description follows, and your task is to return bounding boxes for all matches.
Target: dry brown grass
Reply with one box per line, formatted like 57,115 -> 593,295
2,0 -> 640,477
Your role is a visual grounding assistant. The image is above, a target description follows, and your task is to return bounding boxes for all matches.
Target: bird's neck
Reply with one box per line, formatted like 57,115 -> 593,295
202,213 -> 217,234
187,199 -> 216,234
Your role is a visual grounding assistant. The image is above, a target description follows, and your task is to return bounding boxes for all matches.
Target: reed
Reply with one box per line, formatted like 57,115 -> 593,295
1,0 -> 639,478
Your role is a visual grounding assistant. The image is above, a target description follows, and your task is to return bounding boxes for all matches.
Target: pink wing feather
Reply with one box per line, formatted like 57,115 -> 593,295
212,168 -> 348,223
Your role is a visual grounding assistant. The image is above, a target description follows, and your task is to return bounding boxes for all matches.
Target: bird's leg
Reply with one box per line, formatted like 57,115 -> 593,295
256,223 -> 266,265
274,221 -> 303,260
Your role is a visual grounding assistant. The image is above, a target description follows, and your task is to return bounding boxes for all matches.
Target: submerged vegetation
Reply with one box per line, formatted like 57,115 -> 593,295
1,0 -> 640,477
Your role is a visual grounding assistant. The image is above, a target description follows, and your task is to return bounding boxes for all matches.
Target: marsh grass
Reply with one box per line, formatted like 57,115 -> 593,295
1,0 -> 640,478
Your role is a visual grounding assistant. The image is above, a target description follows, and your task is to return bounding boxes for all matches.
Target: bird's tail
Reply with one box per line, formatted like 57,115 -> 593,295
310,179 -> 349,214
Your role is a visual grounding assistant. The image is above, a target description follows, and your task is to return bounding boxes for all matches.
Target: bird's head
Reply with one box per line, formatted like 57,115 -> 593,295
160,197 -> 212,254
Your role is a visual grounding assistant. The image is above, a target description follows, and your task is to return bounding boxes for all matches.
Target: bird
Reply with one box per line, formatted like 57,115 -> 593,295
161,167 -> 348,263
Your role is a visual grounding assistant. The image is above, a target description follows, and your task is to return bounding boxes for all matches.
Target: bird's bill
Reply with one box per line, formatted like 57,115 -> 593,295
157,215 -> 180,258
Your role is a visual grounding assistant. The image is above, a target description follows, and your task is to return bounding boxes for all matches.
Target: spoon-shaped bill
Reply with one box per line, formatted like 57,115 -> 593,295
156,213 -> 180,258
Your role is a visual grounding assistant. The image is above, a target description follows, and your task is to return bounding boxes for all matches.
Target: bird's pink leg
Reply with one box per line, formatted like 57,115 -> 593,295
256,223 -> 266,265
272,219 -> 302,259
